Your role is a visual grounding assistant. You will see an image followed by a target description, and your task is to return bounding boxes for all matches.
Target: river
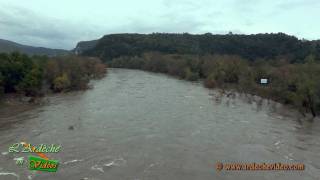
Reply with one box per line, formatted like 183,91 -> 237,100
0,68 -> 319,180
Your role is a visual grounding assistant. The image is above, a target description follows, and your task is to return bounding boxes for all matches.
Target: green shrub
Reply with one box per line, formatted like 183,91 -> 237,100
53,73 -> 71,92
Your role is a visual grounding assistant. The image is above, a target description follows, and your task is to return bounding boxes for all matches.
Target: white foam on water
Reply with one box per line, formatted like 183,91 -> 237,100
91,165 -> 104,173
104,161 -> 114,167
0,172 -> 20,180
113,158 -> 127,166
103,158 -> 126,167
284,155 -> 294,161
13,157 -> 24,161
274,141 -> 281,146
143,163 -> 156,173
1,152 -> 8,155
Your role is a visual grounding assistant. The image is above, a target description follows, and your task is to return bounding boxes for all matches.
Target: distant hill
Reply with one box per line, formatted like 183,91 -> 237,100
0,39 -> 69,56
79,33 -> 319,63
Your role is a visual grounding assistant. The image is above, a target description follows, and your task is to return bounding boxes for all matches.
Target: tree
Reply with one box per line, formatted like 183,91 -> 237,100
44,60 -> 60,84
17,65 -> 43,96
53,73 -> 70,92
0,52 -> 33,93
285,57 -> 320,117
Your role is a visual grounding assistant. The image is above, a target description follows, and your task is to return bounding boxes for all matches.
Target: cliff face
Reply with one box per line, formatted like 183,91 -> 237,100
73,40 -> 98,55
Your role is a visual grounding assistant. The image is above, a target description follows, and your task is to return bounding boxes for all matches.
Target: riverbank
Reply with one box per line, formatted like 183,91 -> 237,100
209,88 -> 319,122
109,52 -> 320,118
1,68 -> 319,180
0,83 -> 96,118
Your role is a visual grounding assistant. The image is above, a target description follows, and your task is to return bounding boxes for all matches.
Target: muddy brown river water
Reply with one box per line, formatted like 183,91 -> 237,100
0,68 -> 319,180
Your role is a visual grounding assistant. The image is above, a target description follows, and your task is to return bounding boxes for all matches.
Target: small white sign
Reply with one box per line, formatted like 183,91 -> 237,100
260,78 -> 268,84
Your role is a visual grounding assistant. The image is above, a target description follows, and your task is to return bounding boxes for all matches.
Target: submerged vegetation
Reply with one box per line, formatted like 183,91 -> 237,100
110,52 -> 320,117
0,52 -> 107,97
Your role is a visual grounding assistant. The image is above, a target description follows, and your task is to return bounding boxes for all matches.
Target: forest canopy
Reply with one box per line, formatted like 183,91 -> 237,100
82,33 -> 320,63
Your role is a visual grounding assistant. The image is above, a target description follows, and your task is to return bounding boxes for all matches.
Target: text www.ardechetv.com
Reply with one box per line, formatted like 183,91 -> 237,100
216,162 -> 305,171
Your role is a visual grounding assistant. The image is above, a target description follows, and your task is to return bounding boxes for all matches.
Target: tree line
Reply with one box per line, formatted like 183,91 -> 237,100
83,33 -> 320,63
0,52 -> 107,97
110,52 -> 320,117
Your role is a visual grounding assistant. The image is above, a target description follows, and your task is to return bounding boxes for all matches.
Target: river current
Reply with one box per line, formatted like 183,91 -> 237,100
0,68 -> 319,180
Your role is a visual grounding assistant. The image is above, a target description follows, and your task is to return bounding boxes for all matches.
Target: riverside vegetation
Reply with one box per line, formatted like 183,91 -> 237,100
79,33 -> 320,117
0,52 -> 107,98
110,53 -> 320,118
2,33 -> 320,117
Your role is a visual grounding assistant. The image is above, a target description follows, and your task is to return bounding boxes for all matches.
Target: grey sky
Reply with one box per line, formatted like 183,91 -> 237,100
0,0 -> 319,50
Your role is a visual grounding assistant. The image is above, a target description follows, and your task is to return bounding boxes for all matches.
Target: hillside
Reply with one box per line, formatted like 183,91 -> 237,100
80,33 -> 319,63
0,39 -> 69,56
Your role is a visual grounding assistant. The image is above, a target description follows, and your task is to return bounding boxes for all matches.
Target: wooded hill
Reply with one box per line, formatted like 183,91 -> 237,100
81,33 -> 320,63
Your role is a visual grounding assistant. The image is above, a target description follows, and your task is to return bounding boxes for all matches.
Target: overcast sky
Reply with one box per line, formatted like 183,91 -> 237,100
0,0 -> 319,50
